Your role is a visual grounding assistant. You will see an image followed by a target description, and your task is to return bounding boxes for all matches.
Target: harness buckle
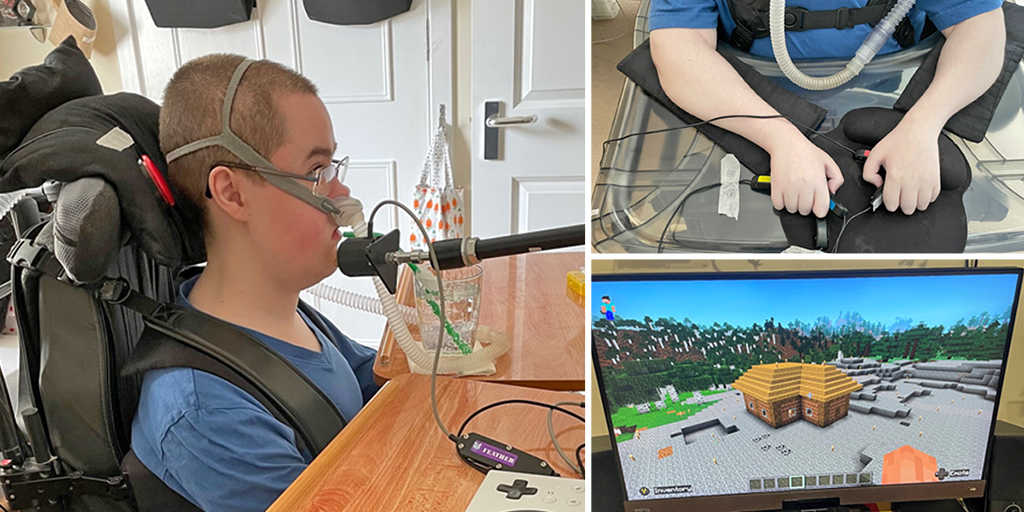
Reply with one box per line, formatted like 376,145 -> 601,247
835,7 -> 852,29
784,8 -> 806,29
7,239 -> 46,270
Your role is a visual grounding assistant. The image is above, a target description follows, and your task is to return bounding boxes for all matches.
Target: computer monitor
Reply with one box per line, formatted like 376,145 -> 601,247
592,268 -> 1022,512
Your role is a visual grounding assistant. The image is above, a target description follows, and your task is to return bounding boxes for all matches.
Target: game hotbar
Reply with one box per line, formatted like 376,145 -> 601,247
593,271 -> 1020,502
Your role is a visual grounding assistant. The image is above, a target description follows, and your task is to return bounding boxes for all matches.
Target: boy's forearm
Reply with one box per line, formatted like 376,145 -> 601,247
903,8 -> 1005,134
649,28 -> 804,153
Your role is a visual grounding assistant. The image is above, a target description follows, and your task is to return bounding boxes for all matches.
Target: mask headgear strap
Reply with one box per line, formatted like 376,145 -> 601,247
165,58 -> 339,215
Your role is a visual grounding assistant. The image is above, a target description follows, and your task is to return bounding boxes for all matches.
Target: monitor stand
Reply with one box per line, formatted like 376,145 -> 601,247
768,497 -> 852,512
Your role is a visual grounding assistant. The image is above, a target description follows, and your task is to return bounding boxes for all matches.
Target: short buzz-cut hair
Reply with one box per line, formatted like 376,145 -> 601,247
159,54 -> 318,240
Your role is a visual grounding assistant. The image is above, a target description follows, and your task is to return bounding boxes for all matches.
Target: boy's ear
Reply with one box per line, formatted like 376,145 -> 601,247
208,165 -> 249,223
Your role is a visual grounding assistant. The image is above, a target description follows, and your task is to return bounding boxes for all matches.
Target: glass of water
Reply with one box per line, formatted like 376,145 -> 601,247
413,264 -> 483,355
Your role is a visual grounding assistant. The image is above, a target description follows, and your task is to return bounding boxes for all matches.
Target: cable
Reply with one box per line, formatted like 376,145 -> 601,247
367,203 -> 586,477
593,0 -> 631,45
548,401 -> 585,477
457,400 -> 585,436
956,498 -> 970,512
656,179 -> 751,253
456,399 -> 585,474
600,114 -> 858,167
574,443 -> 585,478
831,206 -> 871,253
367,200 -> 452,440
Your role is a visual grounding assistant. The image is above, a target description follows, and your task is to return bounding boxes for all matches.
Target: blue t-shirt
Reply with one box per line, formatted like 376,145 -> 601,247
650,0 -> 1002,59
130,275 -> 380,512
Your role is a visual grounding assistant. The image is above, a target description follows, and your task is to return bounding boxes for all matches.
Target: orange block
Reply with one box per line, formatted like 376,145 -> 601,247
658,446 -> 674,460
881,445 -> 938,485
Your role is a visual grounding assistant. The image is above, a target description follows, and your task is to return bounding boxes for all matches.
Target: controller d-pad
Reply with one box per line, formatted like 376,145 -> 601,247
496,479 -> 539,500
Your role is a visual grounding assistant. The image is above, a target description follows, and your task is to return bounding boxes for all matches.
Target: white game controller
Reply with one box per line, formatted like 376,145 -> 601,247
464,470 -> 586,511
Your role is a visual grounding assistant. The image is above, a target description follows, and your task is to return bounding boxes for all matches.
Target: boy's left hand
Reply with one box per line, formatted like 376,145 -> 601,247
861,118 -> 941,216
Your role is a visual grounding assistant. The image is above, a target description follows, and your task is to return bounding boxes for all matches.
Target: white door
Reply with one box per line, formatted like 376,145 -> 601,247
109,0 -> 452,347
470,0 -> 586,238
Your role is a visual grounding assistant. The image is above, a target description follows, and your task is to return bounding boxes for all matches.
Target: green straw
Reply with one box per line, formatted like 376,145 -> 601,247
408,263 -> 473,355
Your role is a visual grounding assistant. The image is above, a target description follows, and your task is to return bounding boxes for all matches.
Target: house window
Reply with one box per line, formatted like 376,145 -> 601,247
749,402 -> 754,410
762,409 -> 768,417
806,408 -> 813,417
789,409 -> 796,418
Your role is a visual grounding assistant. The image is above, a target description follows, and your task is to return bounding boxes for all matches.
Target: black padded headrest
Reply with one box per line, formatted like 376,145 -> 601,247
0,93 -> 206,269
0,37 -> 101,160
53,178 -> 124,283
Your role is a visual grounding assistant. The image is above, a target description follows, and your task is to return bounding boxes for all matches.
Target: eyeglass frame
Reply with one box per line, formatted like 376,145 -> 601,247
205,156 -> 349,199
163,58 -> 342,216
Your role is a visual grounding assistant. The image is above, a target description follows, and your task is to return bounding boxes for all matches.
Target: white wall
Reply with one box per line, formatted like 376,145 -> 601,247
0,0 -> 122,92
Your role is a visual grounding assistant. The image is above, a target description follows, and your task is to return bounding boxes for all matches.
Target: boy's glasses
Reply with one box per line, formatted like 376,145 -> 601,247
206,156 -> 349,199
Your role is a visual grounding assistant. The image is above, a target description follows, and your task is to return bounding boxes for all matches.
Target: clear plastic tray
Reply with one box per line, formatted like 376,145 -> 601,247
593,0 -> 1024,252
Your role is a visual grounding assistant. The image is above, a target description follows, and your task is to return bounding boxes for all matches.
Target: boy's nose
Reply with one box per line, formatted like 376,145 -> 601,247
328,180 -> 351,199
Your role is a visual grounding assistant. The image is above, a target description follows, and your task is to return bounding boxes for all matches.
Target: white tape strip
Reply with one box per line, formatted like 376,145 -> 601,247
95,127 -> 135,152
718,153 -> 740,220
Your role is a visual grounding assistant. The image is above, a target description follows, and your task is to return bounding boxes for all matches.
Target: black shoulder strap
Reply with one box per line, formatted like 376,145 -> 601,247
9,236 -> 347,456
116,297 -> 348,457
725,0 -> 921,51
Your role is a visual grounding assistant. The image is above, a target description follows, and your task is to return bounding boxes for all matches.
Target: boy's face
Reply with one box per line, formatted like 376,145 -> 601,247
602,298 -> 610,304
246,92 -> 349,288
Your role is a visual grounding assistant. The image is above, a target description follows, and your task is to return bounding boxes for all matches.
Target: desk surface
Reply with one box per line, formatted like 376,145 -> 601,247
267,373 -> 585,512
373,252 -> 585,391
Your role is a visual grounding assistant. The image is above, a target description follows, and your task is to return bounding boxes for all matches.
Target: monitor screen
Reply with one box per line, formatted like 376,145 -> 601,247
592,269 -> 1021,505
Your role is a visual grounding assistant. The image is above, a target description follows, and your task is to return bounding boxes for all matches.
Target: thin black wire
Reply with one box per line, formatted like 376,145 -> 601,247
574,443 -> 585,478
457,400 -> 585,437
831,207 -> 871,253
455,400 -> 585,475
599,113 -> 858,172
656,179 -> 752,253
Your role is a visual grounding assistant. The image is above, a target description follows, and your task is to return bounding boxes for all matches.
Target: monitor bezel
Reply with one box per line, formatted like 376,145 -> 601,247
591,267 -> 1023,512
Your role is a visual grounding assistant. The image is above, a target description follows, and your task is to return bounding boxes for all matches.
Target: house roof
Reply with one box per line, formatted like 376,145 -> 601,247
732,363 -> 862,403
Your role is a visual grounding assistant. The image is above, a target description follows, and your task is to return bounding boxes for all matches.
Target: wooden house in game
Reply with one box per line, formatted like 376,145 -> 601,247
732,363 -> 862,428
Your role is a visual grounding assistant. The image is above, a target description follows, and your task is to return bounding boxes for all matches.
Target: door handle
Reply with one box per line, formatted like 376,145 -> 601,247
485,114 -> 537,128
483,101 -> 537,160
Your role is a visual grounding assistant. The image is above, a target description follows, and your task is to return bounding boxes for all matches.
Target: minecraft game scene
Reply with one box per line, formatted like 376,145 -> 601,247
593,272 -> 1020,502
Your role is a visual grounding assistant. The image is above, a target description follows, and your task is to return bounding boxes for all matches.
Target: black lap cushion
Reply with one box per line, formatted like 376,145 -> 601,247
0,93 -> 205,268
616,39 -> 827,174
616,36 -> 976,252
894,1 -> 1024,143
0,36 -> 102,160
778,107 -> 971,252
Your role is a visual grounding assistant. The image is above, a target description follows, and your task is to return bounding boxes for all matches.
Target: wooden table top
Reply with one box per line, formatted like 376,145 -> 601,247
266,373 -> 585,512
373,252 -> 585,391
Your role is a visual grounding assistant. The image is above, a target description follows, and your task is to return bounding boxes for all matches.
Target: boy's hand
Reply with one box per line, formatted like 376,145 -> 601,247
862,119 -> 941,215
768,136 -> 844,218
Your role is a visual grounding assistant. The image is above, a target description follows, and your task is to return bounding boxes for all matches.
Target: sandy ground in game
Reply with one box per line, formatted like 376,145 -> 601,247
617,374 -> 995,501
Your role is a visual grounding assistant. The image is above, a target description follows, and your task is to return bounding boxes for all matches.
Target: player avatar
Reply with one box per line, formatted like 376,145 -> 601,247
601,295 -> 616,321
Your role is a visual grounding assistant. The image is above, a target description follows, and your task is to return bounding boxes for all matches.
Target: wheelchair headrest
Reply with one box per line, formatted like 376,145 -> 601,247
0,92 -> 206,271
53,178 -> 124,283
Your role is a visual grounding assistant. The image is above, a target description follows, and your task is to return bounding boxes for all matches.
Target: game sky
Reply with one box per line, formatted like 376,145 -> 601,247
594,273 -> 1018,501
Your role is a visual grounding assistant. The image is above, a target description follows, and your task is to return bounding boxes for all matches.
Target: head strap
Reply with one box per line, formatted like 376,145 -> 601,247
164,58 -> 339,215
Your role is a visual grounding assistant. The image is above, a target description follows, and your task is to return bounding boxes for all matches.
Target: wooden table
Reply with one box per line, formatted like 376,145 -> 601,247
373,252 -> 585,391
267,373 -> 585,512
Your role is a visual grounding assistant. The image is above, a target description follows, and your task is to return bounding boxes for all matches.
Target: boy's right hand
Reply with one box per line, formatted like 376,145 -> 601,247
768,136 -> 844,218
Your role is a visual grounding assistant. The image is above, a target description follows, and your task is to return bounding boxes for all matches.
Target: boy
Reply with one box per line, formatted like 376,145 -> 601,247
130,54 -> 380,512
